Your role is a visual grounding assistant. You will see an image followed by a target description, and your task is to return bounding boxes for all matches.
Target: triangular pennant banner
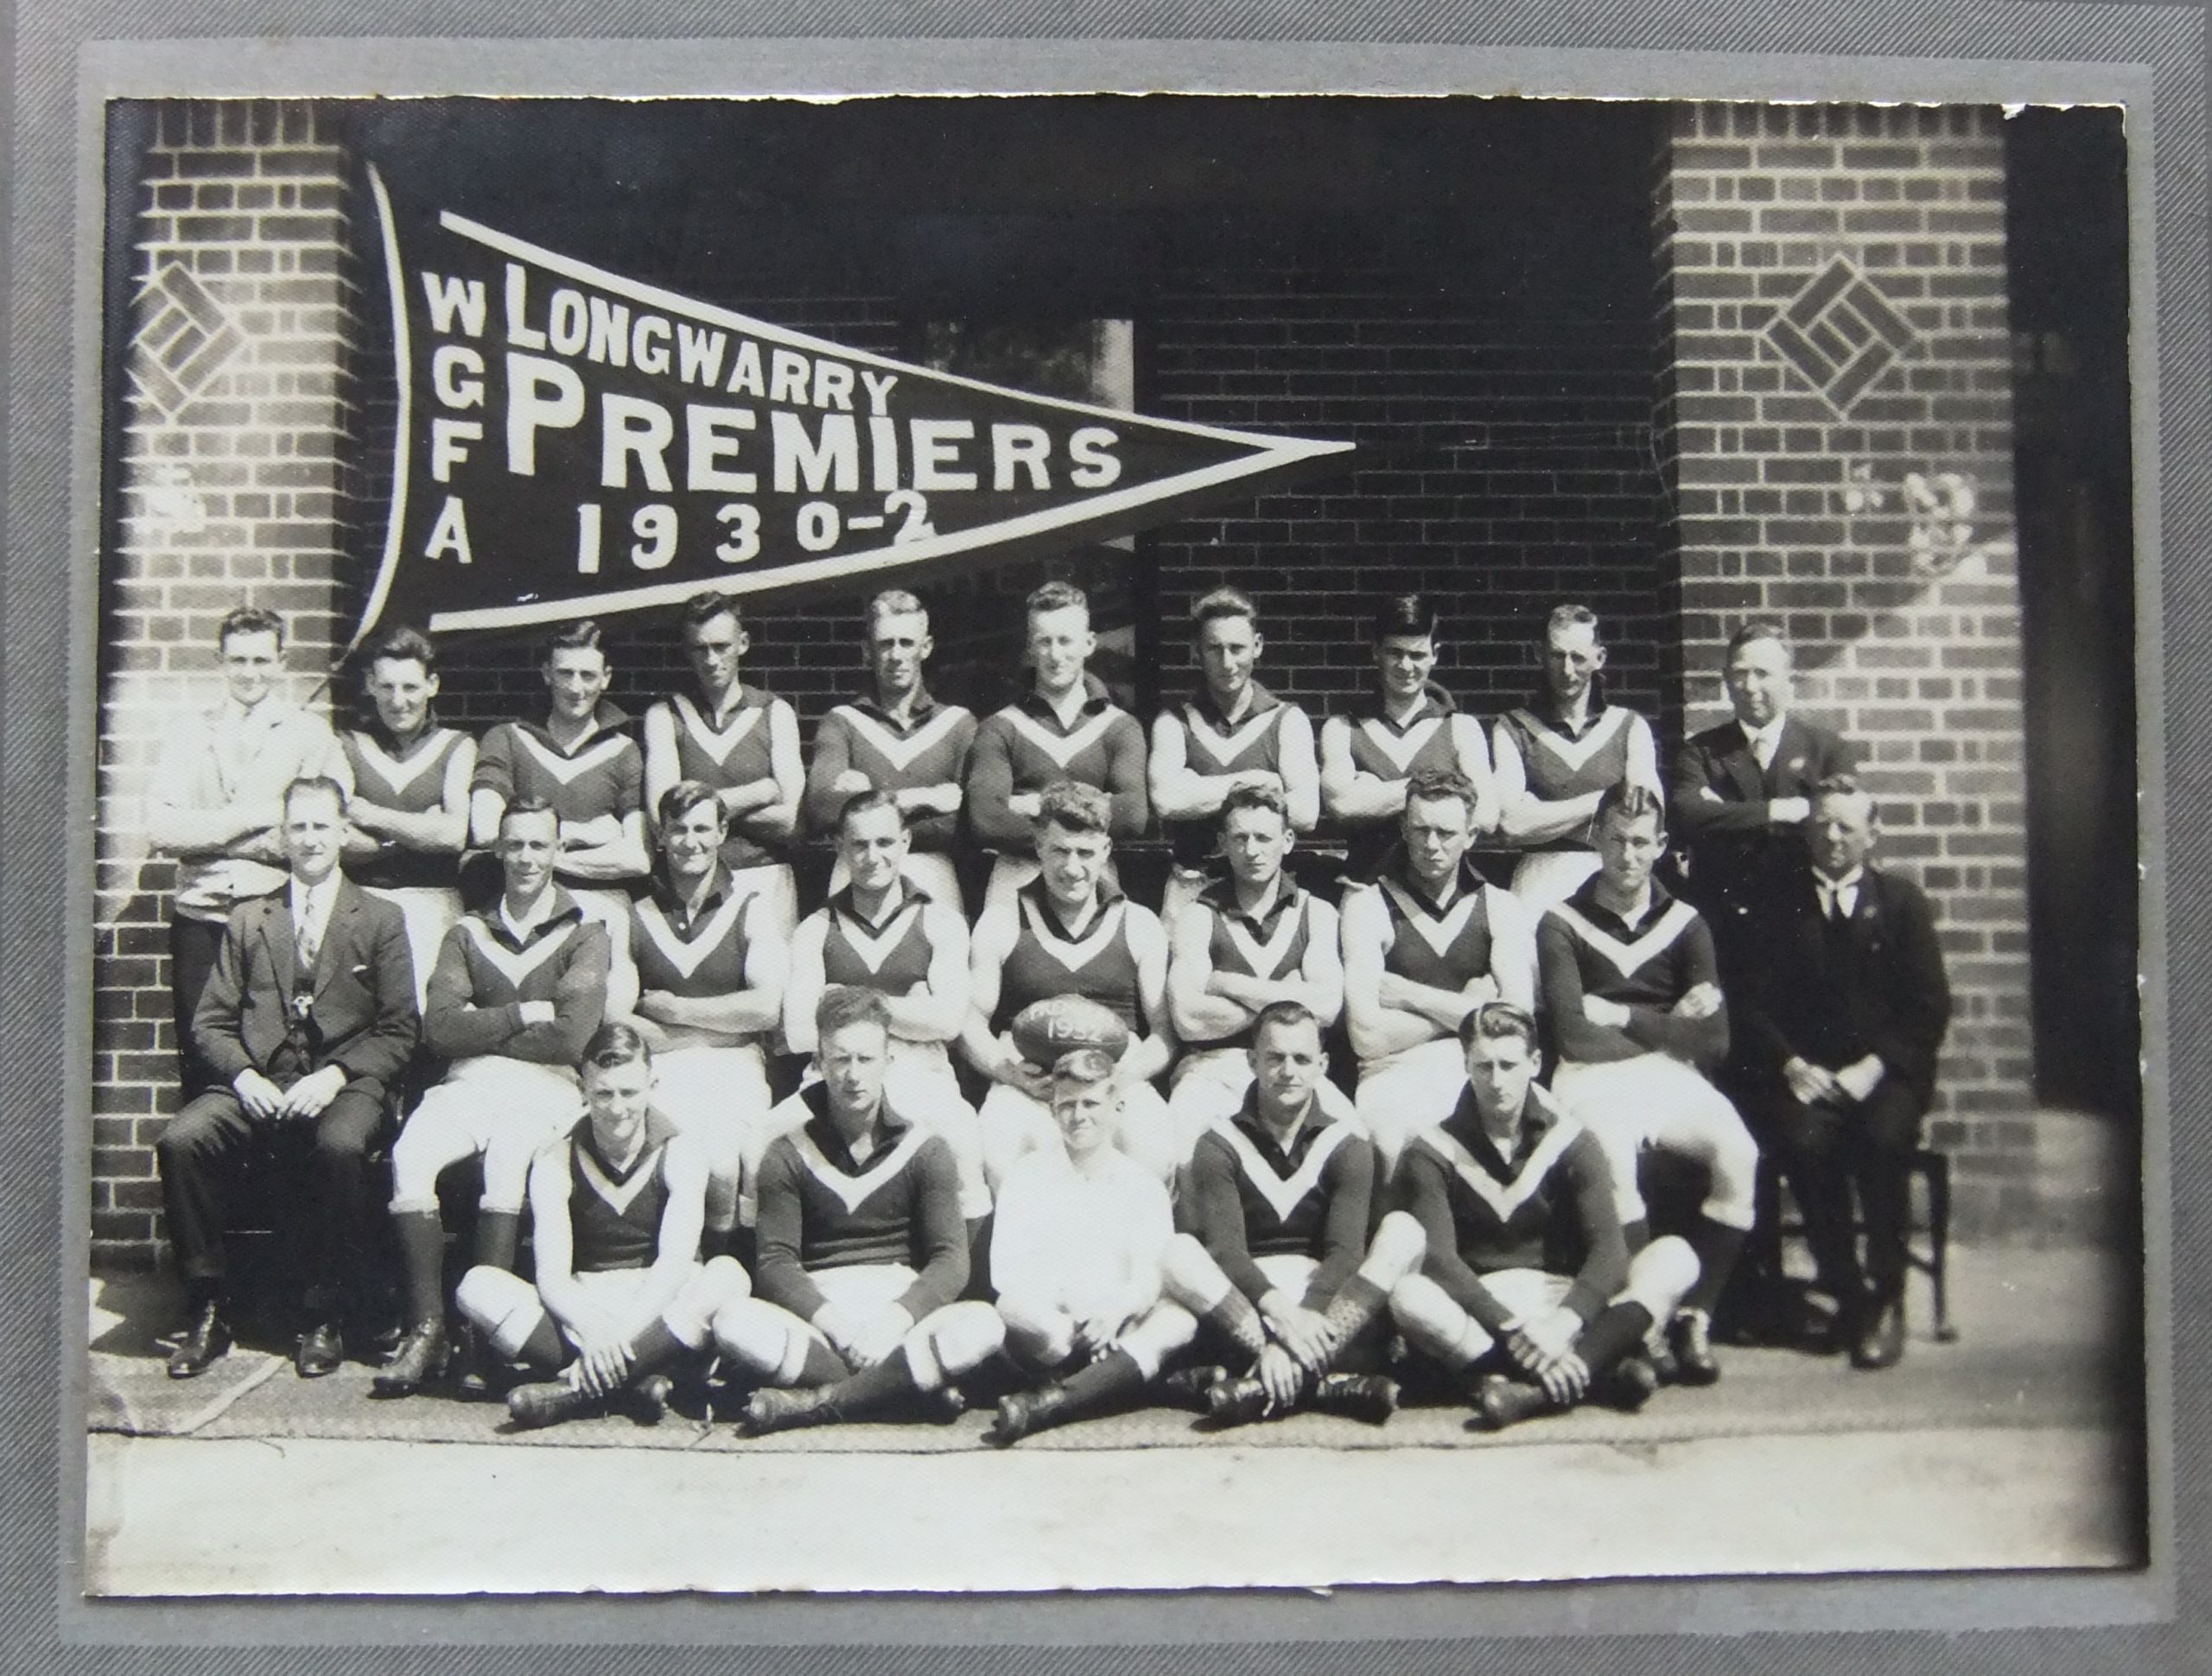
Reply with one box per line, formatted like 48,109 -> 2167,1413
355,168 -> 1355,646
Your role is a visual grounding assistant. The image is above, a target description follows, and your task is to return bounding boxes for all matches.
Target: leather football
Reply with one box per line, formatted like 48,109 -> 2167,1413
1007,994 -> 1133,1069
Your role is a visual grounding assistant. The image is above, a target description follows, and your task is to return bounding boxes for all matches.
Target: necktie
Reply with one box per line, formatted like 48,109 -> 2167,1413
296,898 -> 321,974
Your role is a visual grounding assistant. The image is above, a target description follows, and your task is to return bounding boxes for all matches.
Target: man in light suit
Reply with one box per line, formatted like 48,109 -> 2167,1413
1737,776 -> 1951,1368
1668,619 -> 1858,962
156,775 -> 420,1380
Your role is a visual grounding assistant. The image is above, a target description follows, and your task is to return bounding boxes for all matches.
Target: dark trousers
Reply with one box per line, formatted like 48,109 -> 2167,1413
1760,1078 -> 1925,1305
168,916 -> 228,1098
156,1082 -> 386,1317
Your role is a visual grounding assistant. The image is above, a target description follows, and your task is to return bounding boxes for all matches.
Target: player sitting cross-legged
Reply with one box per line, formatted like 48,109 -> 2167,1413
1386,1001 -> 1700,1430
455,1023 -> 751,1430
1174,1000 -> 1415,1428
711,987 -> 1006,1434
982,1049 -> 1205,1444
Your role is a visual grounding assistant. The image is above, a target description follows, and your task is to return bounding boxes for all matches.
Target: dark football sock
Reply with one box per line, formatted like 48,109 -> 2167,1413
472,1207 -> 521,1275
625,1317 -> 688,1378
392,1209 -> 447,1330
1684,1217 -> 1747,1317
794,1334 -> 853,1387
513,1317 -> 565,1371
1620,1217 -> 1651,1254
813,1348 -> 921,1419
1319,1274 -> 1388,1355
1057,1348 -> 1146,1415
1204,1288 -> 1270,1362
1573,1302 -> 1656,1374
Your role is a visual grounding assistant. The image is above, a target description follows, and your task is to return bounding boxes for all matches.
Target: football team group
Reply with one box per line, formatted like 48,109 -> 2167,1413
136,575 -> 1950,1441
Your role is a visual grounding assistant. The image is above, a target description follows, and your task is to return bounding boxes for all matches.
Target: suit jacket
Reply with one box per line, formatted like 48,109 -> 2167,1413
1737,864 -> 1952,1109
191,879 -> 420,1101
1668,714 -> 1856,917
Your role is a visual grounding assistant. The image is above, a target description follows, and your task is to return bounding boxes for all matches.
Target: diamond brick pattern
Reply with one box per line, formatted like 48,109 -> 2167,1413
1763,256 -> 1917,413
127,262 -> 245,416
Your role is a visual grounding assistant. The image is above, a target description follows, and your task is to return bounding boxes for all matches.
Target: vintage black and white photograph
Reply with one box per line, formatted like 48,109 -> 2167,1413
79,82 -> 2147,1597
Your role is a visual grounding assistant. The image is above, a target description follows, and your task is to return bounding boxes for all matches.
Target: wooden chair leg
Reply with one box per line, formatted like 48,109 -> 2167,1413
1919,1149 -> 1957,1343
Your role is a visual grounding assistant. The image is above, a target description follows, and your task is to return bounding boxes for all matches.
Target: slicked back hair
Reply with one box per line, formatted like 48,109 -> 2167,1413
681,591 -> 742,636
283,774 -> 348,819
1726,618 -> 1792,664
837,786 -> 908,833
582,1019 -> 653,1071
1192,586 -> 1259,632
1403,765 -> 1479,822
219,605 -> 285,650
1812,771 -> 1879,822
1545,603 -> 1599,641
544,619 -> 607,662
1592,780 -> 1667,836
817,984 -> 893,1041
1459,1000 -> 1538,1052
1371,593 -> 1439,643
867,588 -> 929,633
657,779 -> 729,831
366,624 -> 439,676
1051,1047 -> 1119,1089
1027,579 -> 1090,621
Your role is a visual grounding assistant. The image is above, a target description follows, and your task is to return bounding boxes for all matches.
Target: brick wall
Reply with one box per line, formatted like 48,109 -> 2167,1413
1145,262 -> 1666,721
94,100 -> 366,1270
1652,103 -> 2035,1234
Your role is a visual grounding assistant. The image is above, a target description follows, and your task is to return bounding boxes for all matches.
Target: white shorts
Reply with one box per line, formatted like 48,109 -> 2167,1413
651,1042 -> 773,1171
1476,1241 -> 1699,1327
1507,850 -> 1601,917
1356,1038 -> 1467,1163
362,884 -> 463,1009
1552,1053 -> 1758,1229
391,1056 -> 582,1205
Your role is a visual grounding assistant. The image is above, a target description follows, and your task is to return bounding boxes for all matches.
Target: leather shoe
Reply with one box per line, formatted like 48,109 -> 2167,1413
626,1373 -> 675,1425
165,1301 -> 232,1381
1312,1371 -> 1399,1425
295,1321 -> 345,1379
986,1381 -> 1074,1445
507,1379 -> 599,1430
1851,1295 -> 1907,1370
1593,1354 -> 1660,1413
1669,1308 -> 1720,1387
742,1384 -> 838,1437
372,1322 -> 448,1398
1205,1374 -> 1274,1427
1470,1371 -> 1560,1431
1156,1362 -> 1227,1412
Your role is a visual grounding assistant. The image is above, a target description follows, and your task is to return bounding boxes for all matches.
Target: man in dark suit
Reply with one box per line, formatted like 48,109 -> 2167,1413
1668,620 -> 1858,960
156,775 -> 420,1380
1737,775 -> 1951,1369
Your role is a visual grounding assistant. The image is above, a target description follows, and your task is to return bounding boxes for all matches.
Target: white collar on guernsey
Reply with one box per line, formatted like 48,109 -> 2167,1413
1548,895 -> 1698,983
1210,1114 -> 1355,1224
499,888 -> 558,944
1421,1105 -> 1586,1224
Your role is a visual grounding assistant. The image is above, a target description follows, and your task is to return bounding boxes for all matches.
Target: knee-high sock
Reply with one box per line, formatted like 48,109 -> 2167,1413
393,1209 -> 447,1330
811,1348 -> 922,1419
474,1208 -> 521,1275
1319,1275 -> 1389,1357
1683,1217 -> 1746,1317
1203,1288 -> 1269,1364
1573,1302 -> 1655,1375
513,1315 -> 565,1371
1055,1348 -> 1145,1415
624,1317 -> 687,1379
1621,1217 -> 1650,1254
